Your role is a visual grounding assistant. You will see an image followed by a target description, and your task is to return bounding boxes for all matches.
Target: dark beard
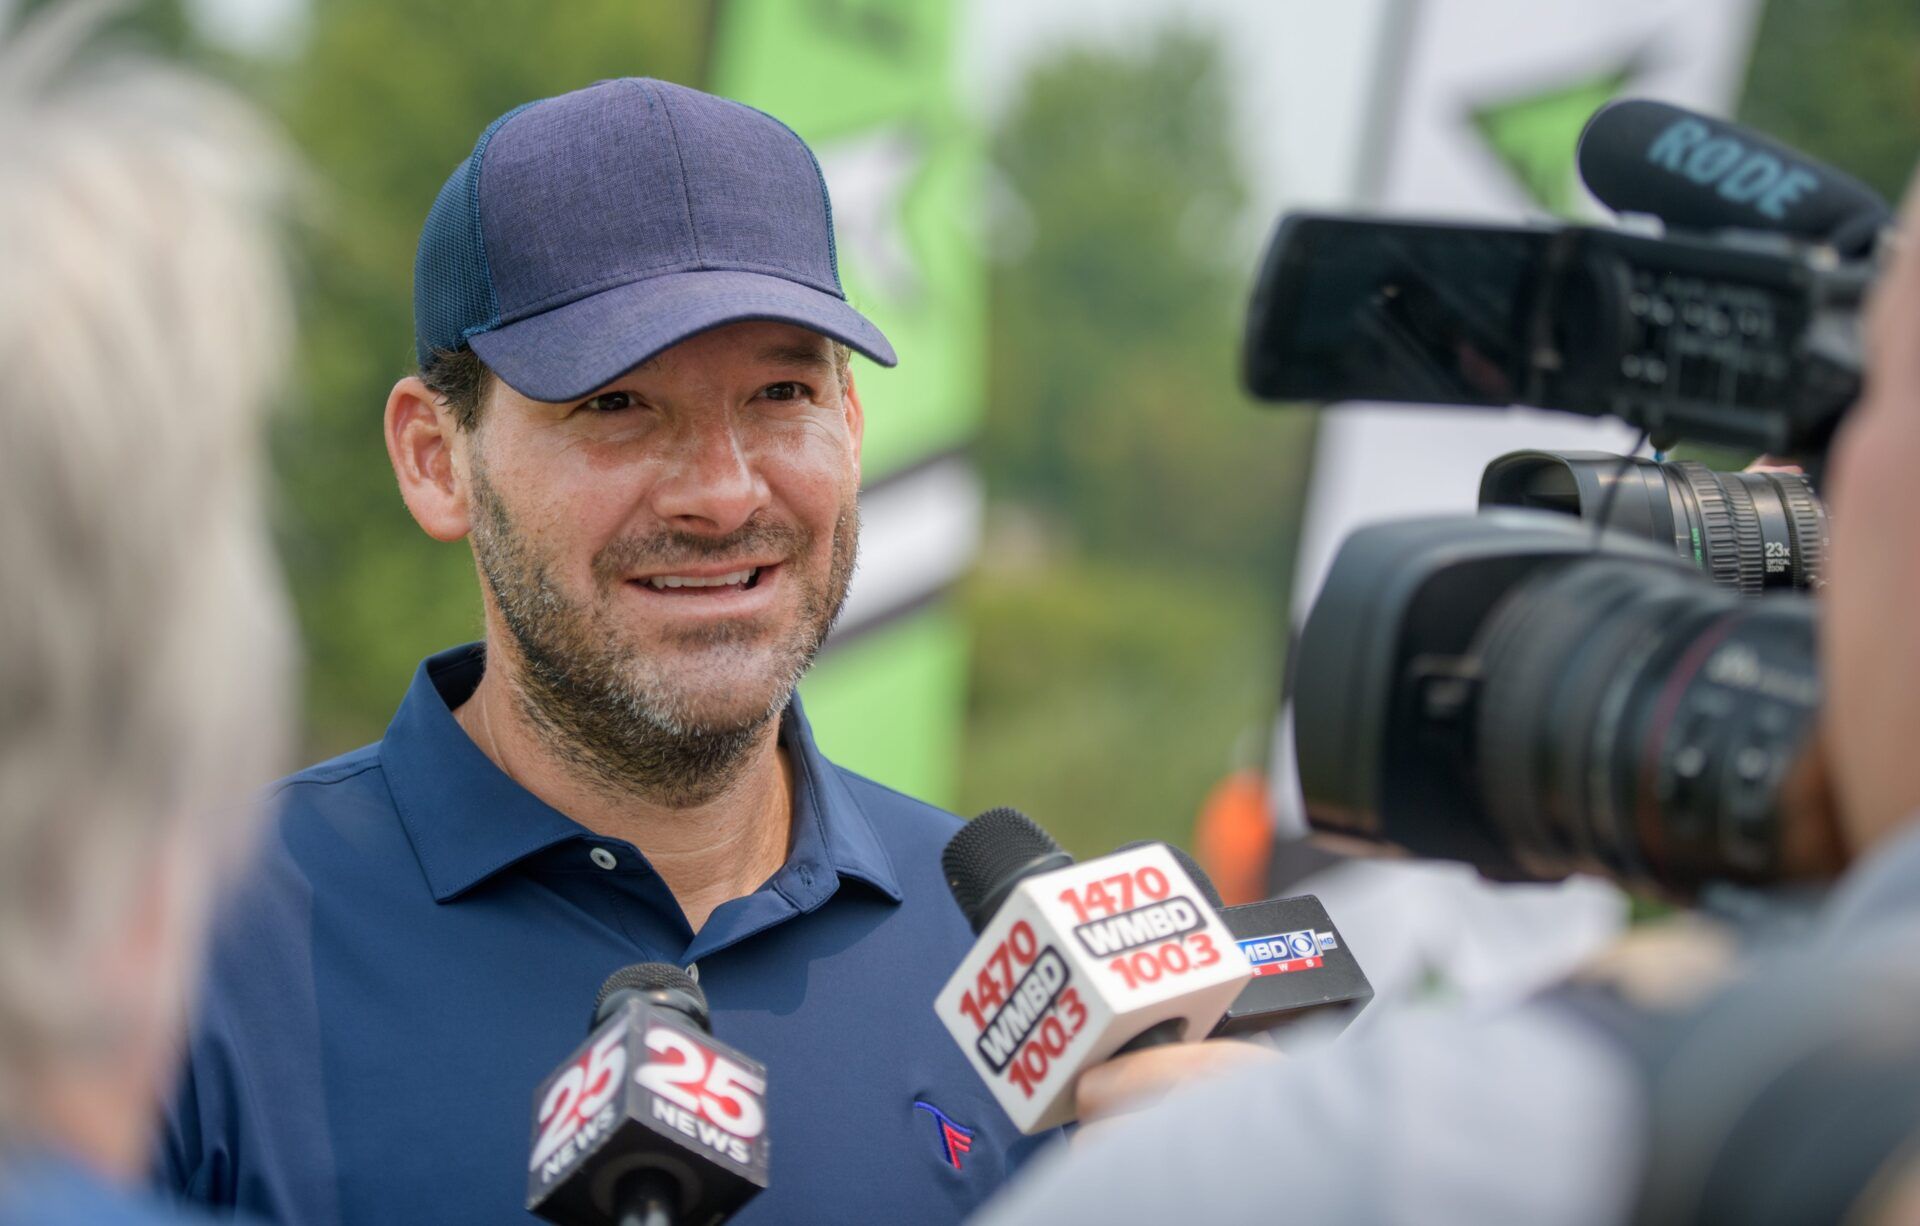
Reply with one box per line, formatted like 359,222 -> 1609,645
467,455 -> 858,807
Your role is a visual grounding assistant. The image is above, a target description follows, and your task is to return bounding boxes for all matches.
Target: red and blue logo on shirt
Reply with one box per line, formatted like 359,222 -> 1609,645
912,1101 -> 974,1170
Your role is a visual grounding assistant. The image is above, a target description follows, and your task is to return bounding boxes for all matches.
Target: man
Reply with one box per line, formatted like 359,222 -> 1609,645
979,174 -> 1920,1223
0,3 -> 295,1222
160,79 -> 1044,1224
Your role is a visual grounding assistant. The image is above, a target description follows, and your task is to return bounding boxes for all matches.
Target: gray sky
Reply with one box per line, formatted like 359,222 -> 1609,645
184,0 -> 306,57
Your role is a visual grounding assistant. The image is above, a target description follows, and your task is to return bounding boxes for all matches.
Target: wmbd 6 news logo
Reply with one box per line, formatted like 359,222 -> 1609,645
1237,929 -> 1338,978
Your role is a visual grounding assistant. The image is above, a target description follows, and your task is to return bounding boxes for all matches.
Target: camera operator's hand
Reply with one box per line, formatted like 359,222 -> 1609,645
1072,1037 -> 1283,1139
1823,176 -> 1920,855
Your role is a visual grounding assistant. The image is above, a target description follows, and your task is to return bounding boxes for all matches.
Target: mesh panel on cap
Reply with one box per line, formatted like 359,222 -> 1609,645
742,101 -> 841,290
411,102 -> 535,366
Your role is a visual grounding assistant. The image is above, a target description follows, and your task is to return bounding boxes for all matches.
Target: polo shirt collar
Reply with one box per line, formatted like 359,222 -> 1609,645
779,683 -> 903,904
380,644 -> 902,906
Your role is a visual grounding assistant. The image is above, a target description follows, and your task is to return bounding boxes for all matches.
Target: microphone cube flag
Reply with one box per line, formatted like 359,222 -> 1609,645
934,843 -> 1253,1132
526,999 -> 770,1225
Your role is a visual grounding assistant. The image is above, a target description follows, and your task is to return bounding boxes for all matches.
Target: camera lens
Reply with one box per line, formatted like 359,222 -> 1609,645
1470,558 -> 1817,893
1745,467 -> 1826,590
1479,451 -> 1826,593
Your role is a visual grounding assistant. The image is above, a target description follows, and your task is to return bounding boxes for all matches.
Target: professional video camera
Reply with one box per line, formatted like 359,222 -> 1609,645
1251,100 -> 1889,896
1250,100 -> 1884,594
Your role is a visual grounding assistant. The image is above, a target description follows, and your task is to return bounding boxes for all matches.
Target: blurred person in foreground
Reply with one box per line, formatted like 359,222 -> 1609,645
0,2 -> 294,1223
979,169 -> 1920,1225
159,77 -> 1045,1225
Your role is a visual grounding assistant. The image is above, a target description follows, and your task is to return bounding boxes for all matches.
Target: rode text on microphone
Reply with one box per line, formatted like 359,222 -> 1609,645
936,838 -> 1251,1133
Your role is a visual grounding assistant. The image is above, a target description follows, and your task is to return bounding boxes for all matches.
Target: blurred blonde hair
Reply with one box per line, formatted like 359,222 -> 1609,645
0,0 -> 295,1140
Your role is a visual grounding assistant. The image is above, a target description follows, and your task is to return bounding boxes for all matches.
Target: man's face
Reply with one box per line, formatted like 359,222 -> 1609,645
459,321 -> 862,793
1822,177 -> 1920,850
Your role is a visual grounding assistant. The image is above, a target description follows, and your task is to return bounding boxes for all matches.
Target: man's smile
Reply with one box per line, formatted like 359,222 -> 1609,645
622,560 -> 785,610
641,567 -> 758,590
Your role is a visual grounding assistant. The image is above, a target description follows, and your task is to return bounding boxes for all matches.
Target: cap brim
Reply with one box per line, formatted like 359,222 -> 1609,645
467,269 -> 897,404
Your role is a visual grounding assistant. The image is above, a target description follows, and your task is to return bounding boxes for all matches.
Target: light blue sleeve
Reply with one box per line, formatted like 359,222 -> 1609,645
972,1003 -> 1646,1226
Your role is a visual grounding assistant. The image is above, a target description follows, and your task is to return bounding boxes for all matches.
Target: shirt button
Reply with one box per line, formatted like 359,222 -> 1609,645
686,963 -> 700,984
589,847 -> 618,870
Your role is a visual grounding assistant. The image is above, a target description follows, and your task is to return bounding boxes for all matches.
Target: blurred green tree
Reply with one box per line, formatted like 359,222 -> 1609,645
15,0 -> 192,49
269,1 -> 707,753
1740,0 -> 1920,207
981,27 -> 1312,576
961,28 -> 1312,854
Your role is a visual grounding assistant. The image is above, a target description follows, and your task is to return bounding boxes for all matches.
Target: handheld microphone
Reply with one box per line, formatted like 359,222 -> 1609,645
1151,845 -> 1374,1035
1577,98 -> 1890,254
934,809 -> 1252,1133
526,963 -> 769,1226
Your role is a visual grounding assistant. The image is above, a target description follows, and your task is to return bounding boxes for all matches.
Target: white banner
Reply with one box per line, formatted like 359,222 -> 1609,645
1269,0 -> 1764,1020
1295,0 -> 1765,648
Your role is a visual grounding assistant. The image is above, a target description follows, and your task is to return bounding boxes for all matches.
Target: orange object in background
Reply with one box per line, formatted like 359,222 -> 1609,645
1193,770 -> 1275,906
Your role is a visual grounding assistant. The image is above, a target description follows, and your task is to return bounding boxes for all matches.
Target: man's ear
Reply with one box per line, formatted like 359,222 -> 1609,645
385,376 -> 471,542
842,368 -> 865,475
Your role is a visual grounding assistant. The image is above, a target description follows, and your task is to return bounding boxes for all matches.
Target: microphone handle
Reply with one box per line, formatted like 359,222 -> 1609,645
1113,1017 -> 1186,1056
614,1170 -> 680,1226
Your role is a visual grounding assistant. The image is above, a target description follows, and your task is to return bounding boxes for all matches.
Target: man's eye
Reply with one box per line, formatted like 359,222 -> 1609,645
581,391 -> 636,413
762,381 -> 810,402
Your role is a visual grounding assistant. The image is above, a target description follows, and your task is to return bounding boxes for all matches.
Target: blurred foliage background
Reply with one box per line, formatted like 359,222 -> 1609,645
36,0 -> 1920,857
960,29 -> 1313,851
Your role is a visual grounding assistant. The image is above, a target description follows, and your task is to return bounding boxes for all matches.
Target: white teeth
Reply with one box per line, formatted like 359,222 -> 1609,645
645,568 -> 756,590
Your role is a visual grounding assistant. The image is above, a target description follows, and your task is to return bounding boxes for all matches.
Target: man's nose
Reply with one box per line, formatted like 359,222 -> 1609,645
647,414 -> 769,534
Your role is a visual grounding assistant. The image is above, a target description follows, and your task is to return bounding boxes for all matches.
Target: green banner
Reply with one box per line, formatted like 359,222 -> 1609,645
709,0 -> 983,806
1472,69 -> 1633,217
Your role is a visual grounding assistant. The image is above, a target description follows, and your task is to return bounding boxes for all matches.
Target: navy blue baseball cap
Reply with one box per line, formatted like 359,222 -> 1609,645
413,78 -> 896,403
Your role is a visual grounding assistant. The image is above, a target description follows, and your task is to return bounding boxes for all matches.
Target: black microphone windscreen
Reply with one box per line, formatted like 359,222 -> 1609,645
1116,840 -> 1225,911
536,961 -> 768,1223
593,962 -> 708,1030
943,807 -> 1069,933
1577,99 -> 1888,252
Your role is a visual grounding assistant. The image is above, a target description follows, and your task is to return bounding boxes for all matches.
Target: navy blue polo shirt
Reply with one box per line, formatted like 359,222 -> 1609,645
159,644 -> 1047,1223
